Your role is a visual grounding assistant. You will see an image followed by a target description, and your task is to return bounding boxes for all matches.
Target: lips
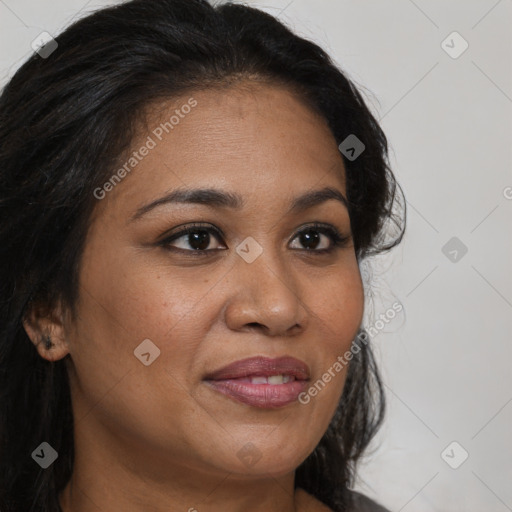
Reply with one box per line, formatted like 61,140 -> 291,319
203,356 -> 310,409
204,355 -> 310,381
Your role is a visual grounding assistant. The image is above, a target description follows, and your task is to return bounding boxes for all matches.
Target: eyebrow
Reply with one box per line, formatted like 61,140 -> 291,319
130,185 -> 348,222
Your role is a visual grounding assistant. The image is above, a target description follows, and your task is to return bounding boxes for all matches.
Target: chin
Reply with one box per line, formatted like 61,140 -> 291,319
223,443 -> 312,478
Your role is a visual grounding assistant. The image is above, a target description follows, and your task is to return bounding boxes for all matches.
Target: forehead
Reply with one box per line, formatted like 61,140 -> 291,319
145,81 -> 340,160
94,82 -> 346,217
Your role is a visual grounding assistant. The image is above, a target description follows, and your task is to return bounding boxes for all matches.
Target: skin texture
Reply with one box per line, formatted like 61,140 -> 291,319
24,82 -> 364,512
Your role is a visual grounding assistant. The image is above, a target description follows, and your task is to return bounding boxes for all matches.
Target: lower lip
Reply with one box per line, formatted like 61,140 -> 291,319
205,379 -> 309,409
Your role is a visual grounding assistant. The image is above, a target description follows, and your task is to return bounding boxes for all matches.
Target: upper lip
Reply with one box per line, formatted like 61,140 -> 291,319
204,356 -> 310,381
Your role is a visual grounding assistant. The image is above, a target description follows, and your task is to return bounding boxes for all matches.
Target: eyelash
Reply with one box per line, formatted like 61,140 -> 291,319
158,222 -> 350,256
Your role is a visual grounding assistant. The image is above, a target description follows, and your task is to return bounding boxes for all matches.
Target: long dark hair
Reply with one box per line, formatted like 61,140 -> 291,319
0,1 -> 405,510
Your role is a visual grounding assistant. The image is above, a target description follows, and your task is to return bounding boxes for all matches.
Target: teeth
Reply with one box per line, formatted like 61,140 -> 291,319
249,375 -> 294,384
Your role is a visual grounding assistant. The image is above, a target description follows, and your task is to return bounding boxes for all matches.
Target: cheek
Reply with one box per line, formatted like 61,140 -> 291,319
67,257 -> 222,453
308,262 -> 364,345
301,264 -> 364,407
69,251 -> 227,421
78,248 -> 214,345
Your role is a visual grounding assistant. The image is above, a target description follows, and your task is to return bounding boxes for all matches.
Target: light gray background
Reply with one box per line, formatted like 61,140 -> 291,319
1,1 -> 511,510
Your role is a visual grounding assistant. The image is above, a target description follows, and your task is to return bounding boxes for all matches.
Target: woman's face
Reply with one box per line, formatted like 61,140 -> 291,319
60,82 -> 364,482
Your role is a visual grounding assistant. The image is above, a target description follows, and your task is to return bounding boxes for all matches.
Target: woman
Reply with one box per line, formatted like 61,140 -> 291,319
0,1 -> 405,511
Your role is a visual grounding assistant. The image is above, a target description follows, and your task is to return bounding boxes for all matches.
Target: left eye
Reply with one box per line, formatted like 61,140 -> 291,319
289,227 -> 339,251
160,223 -> 348,254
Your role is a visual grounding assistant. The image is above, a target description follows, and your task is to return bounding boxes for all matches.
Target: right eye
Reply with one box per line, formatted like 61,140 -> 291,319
159,223 -> 227,255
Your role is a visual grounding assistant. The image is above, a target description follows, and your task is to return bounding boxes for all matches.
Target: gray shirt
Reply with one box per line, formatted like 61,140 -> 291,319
347,490 -> 392,512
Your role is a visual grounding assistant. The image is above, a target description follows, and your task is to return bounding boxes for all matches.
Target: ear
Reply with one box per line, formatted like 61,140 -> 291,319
22,299 -> 70,362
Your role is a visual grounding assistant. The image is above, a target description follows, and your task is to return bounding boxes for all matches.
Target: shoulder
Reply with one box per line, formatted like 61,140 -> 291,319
346,489 -> 391,512
295,488 -> 390,512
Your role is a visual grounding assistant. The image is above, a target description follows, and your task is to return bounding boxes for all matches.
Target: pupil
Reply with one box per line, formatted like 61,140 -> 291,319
300,230 -> 319,249
189,231 -> 210,250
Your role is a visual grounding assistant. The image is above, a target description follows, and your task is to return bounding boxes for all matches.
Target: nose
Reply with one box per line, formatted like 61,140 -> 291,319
223,250 -> 308,337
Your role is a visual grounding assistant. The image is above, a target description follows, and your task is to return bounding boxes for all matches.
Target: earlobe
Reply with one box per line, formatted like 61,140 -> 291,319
22,302 -> 70,362
38,332 -> 69,362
